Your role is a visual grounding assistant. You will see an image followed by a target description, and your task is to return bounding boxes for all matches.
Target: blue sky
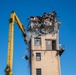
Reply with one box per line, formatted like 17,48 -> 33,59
0,0 -> 76,75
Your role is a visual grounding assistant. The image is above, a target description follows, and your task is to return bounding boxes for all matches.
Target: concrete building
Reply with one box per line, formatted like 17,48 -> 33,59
30,31 -> 64,75
26,12 -> 64,75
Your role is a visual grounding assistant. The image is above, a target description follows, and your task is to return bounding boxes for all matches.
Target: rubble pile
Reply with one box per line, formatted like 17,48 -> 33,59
25,11 -> 61,43
27,11 -> 60,36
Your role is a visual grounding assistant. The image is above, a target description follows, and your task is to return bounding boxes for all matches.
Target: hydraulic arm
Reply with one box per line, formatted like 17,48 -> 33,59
5,11 -> 26,75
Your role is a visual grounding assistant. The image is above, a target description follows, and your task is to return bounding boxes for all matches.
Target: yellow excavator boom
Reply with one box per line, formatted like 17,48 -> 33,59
5,11 -> 26,75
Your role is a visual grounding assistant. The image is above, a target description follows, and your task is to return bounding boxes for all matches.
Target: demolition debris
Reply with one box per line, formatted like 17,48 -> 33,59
26,11 -> 60,43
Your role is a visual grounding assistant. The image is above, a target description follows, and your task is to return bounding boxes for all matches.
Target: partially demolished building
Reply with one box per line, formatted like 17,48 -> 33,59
25,11 -> 64,75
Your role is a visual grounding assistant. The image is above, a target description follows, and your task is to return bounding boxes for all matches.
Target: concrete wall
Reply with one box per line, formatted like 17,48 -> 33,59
31,33 -> 59,50
31,33 -> 61,75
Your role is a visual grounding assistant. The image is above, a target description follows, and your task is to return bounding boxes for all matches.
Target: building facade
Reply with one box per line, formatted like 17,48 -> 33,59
30,32 -> 63,75
25,11 -> 64,75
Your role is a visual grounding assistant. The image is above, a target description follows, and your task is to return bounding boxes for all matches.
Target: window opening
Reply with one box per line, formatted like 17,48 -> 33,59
34,38 -> 41,46
36,53 -> 41,61
36,68 -> 41,75
52,40 -> 56,50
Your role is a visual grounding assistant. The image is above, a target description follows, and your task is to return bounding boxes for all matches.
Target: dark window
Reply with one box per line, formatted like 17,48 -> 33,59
36,68 -> 41,75
36,53 -> 41,61
34,38 -> 41,46
52,40 -> 56,50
